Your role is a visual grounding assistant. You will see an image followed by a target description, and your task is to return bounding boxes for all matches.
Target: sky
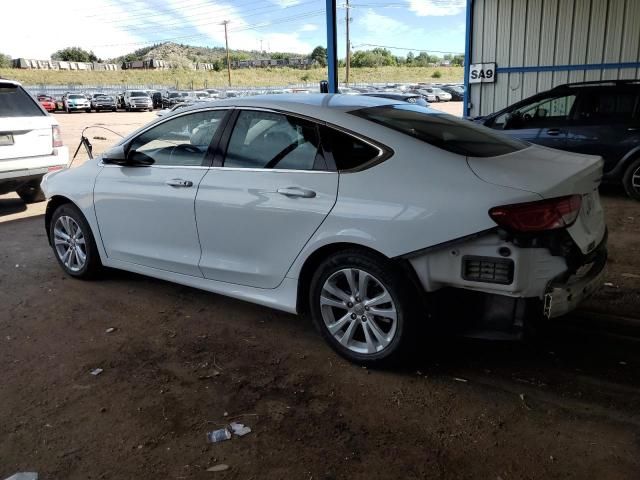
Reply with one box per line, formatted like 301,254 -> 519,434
1,0 -> 466,60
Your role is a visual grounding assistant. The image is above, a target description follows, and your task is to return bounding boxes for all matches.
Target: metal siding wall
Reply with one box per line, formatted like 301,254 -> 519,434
619,0 -> 640,79
537,0 -> 558,92
481,0 -> 499,115
469,0 -> 640,117
494,0 -> 513,113
471,0 -> 485,115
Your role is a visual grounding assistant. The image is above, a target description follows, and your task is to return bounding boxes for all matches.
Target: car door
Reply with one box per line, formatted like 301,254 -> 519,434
487,92 -> 577,149
195,108 -> 338,288
565,87 -> 640,174
94,108 -> 229,276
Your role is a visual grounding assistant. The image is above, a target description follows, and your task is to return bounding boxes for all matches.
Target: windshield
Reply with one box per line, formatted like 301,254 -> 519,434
130,91 -> 148,97
180,93 -> 189,97
69,94 -> 85,99
351,104 -> 529,158
95,95 -> 110,99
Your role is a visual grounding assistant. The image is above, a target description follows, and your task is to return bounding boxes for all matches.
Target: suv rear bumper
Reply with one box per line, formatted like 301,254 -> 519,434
0,149 -> 69,193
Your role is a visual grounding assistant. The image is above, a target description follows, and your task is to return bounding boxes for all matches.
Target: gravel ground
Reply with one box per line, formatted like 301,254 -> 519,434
1,105 -> 639,480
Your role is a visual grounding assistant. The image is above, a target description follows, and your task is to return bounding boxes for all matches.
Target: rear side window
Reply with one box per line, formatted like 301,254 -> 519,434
574,91 -> 639,123
0,84 -> 45,117
321,127 -> 381,171
352,104 -> 528,158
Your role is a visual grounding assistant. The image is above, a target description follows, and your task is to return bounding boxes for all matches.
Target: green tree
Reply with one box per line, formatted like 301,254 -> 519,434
52,47 -> 100,63
351,48 -> 397,67
310,46 -> 327,67
451,54 -> 464,66
0,52 -> 11,68
406,51 -> 414,65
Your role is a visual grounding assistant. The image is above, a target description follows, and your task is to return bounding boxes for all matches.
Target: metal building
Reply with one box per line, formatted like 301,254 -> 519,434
464,0 -> 640,117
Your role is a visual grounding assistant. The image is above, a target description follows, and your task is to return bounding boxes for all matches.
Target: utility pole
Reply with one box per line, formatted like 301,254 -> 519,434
345,0 -> 351,85
222,20 -> 231,87
260,39 -> 263,53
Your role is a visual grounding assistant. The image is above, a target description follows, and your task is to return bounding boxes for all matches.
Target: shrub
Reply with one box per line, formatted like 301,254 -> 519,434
431,70 -> 442,78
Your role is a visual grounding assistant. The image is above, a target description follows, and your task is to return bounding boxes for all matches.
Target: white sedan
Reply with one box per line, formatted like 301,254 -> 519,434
41,95 -> 607,365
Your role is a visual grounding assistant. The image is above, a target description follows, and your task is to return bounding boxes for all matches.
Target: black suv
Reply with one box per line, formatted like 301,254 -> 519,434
478,80 -> 640,200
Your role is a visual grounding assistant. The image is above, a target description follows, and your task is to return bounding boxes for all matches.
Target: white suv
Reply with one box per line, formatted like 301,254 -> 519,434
0,80 -> 69,203
123,90 -> 153,111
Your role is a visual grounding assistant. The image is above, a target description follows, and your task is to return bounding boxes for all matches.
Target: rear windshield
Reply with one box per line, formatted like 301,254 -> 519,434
351,104 -> 528,158
0,84 -> 45,117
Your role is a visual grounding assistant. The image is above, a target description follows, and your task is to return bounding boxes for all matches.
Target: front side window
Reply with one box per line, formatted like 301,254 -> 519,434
224,110 -> 323,171
128,110 -> 226,166
352,104 -> 528,158
495,94 -> 577,129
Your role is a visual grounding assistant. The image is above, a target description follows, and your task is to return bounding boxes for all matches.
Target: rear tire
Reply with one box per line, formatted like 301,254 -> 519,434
622,157 -> 640,201
16,183 -> 45,203
309,249 -> 419,367
49,203 -> 102,279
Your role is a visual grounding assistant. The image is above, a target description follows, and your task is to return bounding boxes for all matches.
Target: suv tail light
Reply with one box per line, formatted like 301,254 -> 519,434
489,195 -> 582,232
52,125 -> 63,148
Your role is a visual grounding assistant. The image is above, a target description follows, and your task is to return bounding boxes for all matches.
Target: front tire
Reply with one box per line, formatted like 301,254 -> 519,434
49,203 -> 101,278
622,157 -> 640,201
16,183 -> 45,203
309,250 -> 418,366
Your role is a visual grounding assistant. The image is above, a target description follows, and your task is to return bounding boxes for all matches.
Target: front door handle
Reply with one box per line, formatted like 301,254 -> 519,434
546,128 -> 561,136
277,187 -> 316,198
166,178 -> 193,188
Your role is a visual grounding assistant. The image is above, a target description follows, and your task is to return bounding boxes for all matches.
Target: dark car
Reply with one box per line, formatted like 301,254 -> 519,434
91,94 -> 117,112
478,80 -> 640,200
361,93 -> 429,107
439,85 -> 464,101
162,91 -> 188,109
150,91 -> 162,109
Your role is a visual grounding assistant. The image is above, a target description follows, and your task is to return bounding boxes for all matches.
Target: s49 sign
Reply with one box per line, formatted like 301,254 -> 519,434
469,63 -> 496,83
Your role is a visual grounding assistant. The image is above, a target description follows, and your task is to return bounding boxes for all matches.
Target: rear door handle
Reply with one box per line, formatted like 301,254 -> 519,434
277,187 -> 316,198
546,128 -> 561,136
166,178 -> 193,188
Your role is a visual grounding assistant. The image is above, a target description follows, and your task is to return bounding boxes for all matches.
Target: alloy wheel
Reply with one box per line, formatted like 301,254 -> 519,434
320,268 -> 398,355
53,215 -> 87,272
632,165 -> 640,193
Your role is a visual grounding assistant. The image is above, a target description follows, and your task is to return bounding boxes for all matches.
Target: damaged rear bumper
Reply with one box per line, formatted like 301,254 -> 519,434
543,238 -> 607,319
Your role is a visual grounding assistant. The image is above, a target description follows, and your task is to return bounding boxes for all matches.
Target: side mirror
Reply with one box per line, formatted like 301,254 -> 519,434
102,145 -> 127,165
102,145 -> 154,167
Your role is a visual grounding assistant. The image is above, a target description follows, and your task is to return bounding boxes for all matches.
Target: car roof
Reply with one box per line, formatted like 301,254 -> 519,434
185,93 -> 399,115
0,79 -> 22,87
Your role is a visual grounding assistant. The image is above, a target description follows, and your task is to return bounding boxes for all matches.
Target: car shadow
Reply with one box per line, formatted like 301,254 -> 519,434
0,197 -> 27,217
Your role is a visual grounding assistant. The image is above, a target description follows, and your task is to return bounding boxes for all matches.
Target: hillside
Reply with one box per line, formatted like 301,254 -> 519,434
0,66 -> 464,88
110,42 -> 304,66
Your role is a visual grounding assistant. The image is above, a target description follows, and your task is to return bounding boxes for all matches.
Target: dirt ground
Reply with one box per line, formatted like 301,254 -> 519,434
1,106 -> 640,479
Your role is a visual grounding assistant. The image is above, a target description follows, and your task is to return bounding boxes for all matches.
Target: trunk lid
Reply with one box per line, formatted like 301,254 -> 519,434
467,145 -> 606,254
0,117 -> 53,161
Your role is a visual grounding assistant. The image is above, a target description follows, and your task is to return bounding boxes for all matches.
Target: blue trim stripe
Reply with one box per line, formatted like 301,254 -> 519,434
496,62 -> 640,74
463,0 -> 473,117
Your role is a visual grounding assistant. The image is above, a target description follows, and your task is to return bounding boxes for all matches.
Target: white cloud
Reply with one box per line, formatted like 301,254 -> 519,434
300,23 -> 319,32
359,10 -> 409,35
271,0 -> 302,6
407,0 -> 466,16
0,0 -> 144,59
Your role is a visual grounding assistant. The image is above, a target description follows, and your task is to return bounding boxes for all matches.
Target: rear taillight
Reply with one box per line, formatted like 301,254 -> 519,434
52,125 -> 63,148
489,195 -> 582,232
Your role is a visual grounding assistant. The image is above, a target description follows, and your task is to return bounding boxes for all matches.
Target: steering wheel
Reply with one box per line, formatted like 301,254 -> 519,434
169,144 -> 203,164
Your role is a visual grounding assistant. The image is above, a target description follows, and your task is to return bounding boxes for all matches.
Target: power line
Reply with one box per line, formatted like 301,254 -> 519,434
353,43 -> 464,55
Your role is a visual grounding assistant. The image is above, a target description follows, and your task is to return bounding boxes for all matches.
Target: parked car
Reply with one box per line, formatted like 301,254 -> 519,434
90,94 -> 117,112
439,85 -> 464,101
415,87 -> 451,102
147,91 -> 162,109
162,91 -> 188,108
123,90 -> 153,111
407,89 -> 437,103
477,80 -> 640,200
63,93 -> 91,113
362,92 -> 428,106
37,94 -> 57,112
0,80 -> 68,203
41,94 -> 606,365
205,89 -> 221,99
